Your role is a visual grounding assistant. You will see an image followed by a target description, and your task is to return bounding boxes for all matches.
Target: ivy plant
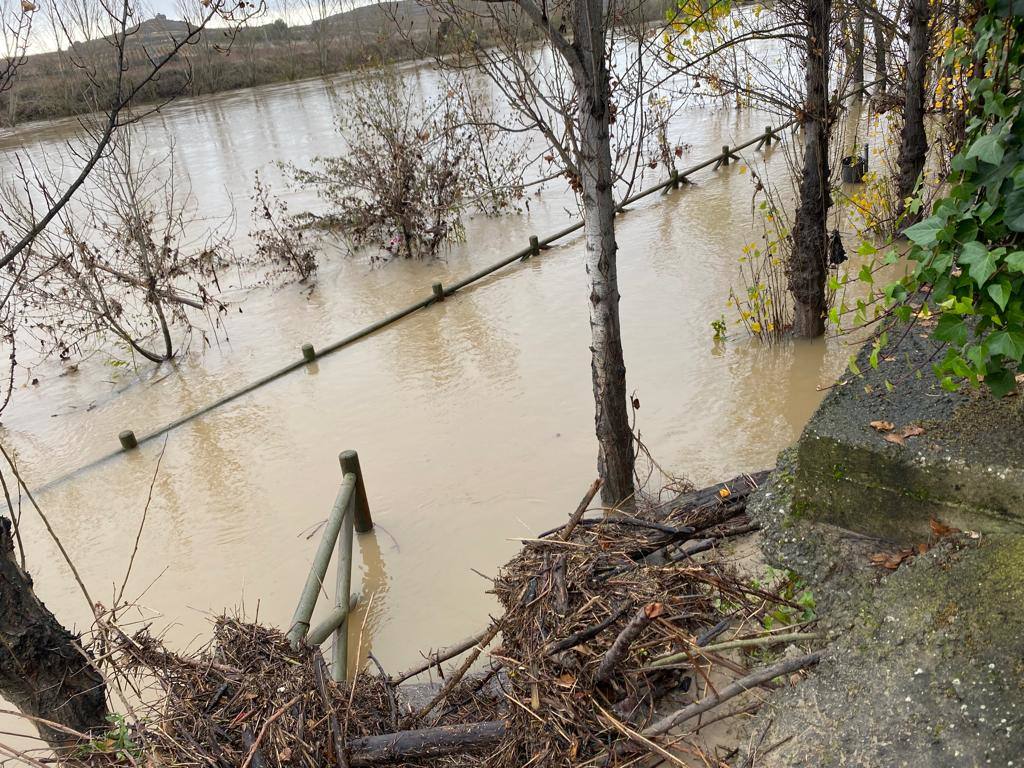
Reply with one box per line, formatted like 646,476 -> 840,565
886,2 -> 1023,396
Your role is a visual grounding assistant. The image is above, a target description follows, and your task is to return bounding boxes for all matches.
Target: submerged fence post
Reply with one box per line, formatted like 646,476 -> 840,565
339,450 -> 374,533
529,235 -> 540,257
333,487 -> 355,682
432,282 -> 445,302
301,343 -> 316,363
119,430 -> 138,451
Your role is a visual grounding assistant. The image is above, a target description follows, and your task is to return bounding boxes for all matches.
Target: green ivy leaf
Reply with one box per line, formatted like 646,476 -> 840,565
934,314 -> 968,345
987,279 -> 1012,310
904,216 -> 945,246
987,330 -> 1024,361
985,367 -> 1017,397
959,240 -> 998,286
1005,188 -> 1024,232
1005,251 -> 1024,272
967,130 -> 1006,166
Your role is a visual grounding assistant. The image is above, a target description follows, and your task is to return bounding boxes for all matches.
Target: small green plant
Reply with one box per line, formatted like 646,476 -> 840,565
711,315 -> 727,341
751,566 -> 816,630
75,714 -> 142,762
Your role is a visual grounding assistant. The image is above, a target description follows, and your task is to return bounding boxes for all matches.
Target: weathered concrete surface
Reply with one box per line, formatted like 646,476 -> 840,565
750,508 -> 1024,765
743,325 -> 1024,766
794,328 -> 1024,542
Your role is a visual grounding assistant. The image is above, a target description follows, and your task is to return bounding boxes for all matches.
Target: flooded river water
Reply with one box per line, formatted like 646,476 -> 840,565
0,59 -> 877,744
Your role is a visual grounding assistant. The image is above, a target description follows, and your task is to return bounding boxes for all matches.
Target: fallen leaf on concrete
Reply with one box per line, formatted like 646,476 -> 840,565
899,425 -> 925,438
929,518 -> 961,539
884,433 -> 905,445
870,420 -> 895,432
870,548 -> 917,570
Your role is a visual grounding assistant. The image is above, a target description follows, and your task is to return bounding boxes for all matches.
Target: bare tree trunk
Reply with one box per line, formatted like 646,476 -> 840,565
852,3 -> 865,95
790,0 -> 832,338
894,0 -> 930,223
872,1 -> 887,95
572,0 -> 635,508
0,517 -> 107,746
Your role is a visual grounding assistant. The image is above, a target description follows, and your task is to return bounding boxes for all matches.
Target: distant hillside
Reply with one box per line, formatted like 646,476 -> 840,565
2,0 -> 675,125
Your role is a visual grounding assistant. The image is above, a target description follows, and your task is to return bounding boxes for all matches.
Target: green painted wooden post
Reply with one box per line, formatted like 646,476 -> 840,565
339,450 -> 374,533
302,343 -> 316,362
529,235 -> 540,256
432,282 -> 445,302
333,487 -> 355,682
119,430 -> 138,451
287,473 -> 357,647
721,145 -> 731,165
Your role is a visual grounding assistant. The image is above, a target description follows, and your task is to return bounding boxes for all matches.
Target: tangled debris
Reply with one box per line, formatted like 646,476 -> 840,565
67,470 -> 823,768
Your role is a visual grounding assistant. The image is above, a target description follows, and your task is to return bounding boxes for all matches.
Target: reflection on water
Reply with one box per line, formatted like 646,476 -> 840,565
0,61 -> 889,747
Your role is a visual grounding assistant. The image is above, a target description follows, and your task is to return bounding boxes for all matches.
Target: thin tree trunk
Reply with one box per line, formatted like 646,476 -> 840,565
872,0 -> 887,96
790,0 -> 832,338
852,4 -> 865,95
894,0 -> 930,223
572,0 -> 635,508
0,517 -> 107,746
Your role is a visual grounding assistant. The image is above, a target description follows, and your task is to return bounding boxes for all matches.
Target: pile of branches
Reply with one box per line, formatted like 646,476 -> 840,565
475,471 -> 821,766
70,469 -> 821,767
74,619 -> 495,767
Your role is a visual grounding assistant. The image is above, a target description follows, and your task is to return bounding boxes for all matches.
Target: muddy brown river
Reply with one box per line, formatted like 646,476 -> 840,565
0,58 -> 885,753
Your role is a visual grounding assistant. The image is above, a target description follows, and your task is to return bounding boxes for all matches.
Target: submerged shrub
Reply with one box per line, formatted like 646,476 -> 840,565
290,68 -> 525,261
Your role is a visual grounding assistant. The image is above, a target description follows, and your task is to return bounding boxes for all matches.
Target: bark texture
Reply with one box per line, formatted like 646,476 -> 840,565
851,6 -> 865,94
348,721 -> 505,765
895,0 -> 931,223
0,517 -> 107,745
789,0 -> 832,338
872,0 -> 888,95
570,0 -> 635,508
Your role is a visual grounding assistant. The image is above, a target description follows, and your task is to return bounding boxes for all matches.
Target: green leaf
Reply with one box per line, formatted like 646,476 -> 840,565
987,330 -> 1024,361
985,367 -> 1017,397
967,130 -> 1006,165
903,216 -> 945,246
959,240 -> 998,286
1005,251 -> 1024,272
934,314 -> 968,345
987,279 -> 1012,310
1006,188 -> 1024,232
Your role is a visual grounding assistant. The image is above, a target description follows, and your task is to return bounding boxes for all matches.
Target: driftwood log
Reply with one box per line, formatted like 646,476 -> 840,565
347,721 -> 506,765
